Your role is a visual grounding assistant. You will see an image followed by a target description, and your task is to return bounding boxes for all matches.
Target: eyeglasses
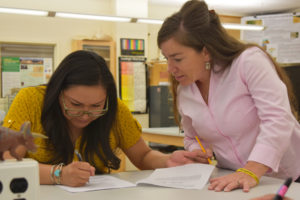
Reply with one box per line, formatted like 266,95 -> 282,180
62,94 -> 108,117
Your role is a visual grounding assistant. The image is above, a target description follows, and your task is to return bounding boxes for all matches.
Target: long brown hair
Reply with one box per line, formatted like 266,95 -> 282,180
157,0 -> 298,124
42,50 -> 120,173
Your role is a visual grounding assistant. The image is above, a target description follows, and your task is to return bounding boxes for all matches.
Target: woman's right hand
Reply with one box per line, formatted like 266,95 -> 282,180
191,148 -> 214,164
61,161 -> 95,187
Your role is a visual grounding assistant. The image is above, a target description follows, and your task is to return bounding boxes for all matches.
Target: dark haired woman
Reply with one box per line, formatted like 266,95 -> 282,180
3,50 -> 199,187
158,0 -> 300,192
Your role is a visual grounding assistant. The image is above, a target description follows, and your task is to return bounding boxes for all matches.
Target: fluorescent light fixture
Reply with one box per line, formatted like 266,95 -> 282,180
137,18 -> 163,24
136,18 -> 264,31
0,7 -> 265,31
0,7 -> 48,16
56,12 -> 131,22
222,23 -> 264,31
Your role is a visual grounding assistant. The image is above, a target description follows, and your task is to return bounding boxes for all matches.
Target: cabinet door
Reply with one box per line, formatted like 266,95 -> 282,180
72,40 -> 116,80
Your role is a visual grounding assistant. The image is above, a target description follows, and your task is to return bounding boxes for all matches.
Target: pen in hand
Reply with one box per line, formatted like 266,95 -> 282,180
74,149 -> 83,161
195,136 -> 212,164
74,149 -> 94,183
273,177 -> 293,200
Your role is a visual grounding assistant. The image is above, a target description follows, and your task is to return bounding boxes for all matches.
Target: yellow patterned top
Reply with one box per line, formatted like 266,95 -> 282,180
3,86 -> 141,172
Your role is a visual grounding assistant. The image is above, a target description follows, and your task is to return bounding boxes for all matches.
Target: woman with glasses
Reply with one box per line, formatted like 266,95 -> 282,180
2,50 -> 200,187
157,0 -> 300,193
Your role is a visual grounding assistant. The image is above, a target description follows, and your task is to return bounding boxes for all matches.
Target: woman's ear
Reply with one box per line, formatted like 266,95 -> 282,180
202,47 -> 211,62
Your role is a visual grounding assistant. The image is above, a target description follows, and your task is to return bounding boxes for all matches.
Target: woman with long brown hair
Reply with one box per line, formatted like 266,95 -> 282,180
158,0 -> 300,192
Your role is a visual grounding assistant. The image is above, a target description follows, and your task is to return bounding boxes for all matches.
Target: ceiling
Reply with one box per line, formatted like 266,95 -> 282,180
149,0 -> 300,16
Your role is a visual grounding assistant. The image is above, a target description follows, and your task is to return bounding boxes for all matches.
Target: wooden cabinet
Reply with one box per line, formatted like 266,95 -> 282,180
72,40 -> 116,80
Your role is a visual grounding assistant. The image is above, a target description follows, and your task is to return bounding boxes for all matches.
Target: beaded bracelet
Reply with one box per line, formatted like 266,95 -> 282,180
236,168 -> 259,184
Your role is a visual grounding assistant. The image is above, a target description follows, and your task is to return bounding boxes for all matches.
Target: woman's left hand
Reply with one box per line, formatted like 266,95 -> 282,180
208,171 -> 258,192
166,150 -> 201,167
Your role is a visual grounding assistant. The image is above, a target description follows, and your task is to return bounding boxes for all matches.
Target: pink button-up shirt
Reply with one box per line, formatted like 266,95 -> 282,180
180,47 -> 300,180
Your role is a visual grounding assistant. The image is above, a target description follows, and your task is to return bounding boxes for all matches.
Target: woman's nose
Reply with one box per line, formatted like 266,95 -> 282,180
167,63 -> 177,74
81,112 -> 91,119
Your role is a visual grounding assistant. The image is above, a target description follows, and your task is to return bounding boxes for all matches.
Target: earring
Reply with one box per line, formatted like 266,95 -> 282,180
205,62 -> 211,70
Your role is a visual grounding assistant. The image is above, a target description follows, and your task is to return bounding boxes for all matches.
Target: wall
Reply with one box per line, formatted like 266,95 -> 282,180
0,0 -> 115,66
0,0 -> 241,67
147,4 -> 182,61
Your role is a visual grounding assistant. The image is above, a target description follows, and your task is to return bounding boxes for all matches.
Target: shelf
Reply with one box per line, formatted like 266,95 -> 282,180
72,40 -> 116,80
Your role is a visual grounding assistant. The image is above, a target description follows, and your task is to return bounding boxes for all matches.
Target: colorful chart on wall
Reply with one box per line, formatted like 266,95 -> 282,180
119,57 -> 146,113
120,38 -> 145,56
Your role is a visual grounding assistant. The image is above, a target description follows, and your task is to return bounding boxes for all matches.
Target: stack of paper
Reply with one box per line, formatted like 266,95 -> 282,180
58,175 -> 136,193
58,163 -> 215,193
136,163 -> 215,189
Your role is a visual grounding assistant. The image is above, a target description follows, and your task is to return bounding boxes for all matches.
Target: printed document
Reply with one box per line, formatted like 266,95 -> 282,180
58,175 -> 136,193
136,163 -> 215,189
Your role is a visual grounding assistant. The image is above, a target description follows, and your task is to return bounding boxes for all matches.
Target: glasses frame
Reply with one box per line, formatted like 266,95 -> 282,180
62,94 -> 109,117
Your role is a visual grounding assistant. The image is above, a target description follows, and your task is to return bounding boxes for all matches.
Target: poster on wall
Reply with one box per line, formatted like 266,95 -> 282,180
1,57 -> 20,98
119,57 -> 146,113
241,12 -> 300,64
1,56 -> 53,97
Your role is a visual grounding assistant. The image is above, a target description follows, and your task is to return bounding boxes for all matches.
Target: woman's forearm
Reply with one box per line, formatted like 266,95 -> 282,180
243,161 -> 270,179
39,163 -> 55,185
139,150 -> 170,169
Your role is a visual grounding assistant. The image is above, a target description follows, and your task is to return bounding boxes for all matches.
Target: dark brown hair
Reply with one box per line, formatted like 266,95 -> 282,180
157,0 -> 298,123
42,50 -> 120,173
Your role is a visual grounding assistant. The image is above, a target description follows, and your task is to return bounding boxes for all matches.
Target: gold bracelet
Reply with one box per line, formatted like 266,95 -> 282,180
236,168 -> 259,184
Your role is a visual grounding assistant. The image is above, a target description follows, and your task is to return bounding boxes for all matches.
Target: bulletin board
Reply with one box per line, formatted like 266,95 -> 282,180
119,57 -> 147,113
1,56 -> 53,97
241,12 -> 300,64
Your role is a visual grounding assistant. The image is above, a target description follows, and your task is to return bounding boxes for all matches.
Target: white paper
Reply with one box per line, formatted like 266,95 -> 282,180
136,163 -> 215,189
58,175 -> 136,193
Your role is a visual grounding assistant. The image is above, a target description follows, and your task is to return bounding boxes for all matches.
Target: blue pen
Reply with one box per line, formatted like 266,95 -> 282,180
74,149 -> 83,161
273,177 -> 293,200
75,149 -> 91,184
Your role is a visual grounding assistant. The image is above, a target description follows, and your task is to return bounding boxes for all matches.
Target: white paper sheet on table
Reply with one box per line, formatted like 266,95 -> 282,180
136,163 -> 215,189
58,175 -> 136,193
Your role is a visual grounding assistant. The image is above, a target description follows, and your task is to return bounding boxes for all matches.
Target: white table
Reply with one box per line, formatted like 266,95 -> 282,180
40,168 -> 300,200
